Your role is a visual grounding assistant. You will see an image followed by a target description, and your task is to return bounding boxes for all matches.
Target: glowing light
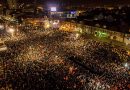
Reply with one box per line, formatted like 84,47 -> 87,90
124,63 -> 128,67
75,33 -> 80,39
44,20 -> 50,29
95,31 -> 109,37
8,28 -> 15,33
46,24 -> 50,28
71,11 -> 76,14
127,51 -> 130,56
50,7 -> 57,11
79,28 -> 83,33
0,45 -> 7,51
53,22 -> 57,25
7,27 -> 15,37
75,27 -> 82,33
0,25 -> 4,29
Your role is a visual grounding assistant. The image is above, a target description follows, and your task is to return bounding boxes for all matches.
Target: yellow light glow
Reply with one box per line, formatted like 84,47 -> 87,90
44,24 -> 50,29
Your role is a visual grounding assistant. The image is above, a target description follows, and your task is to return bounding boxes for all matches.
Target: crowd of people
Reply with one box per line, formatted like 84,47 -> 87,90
62,34 -> 130,89
0,24 -> 129,90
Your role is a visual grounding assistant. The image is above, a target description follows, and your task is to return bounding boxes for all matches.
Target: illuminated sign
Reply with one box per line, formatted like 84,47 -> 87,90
95,31 -> 109,37
71,11 -> 76,14
50,7 -> 57,11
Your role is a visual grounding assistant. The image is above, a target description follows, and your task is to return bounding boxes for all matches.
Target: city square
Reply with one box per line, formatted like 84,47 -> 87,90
0,0 -> 130,90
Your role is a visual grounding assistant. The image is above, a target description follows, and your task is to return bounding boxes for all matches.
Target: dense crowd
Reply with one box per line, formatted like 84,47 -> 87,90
62,35 -> 130,90
0,25 -> 129,90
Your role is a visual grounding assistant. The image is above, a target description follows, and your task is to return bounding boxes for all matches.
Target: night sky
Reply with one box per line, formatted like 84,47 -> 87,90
0,0 -> 130,7
17,0 -> 130,4
8,0 -> 130,5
